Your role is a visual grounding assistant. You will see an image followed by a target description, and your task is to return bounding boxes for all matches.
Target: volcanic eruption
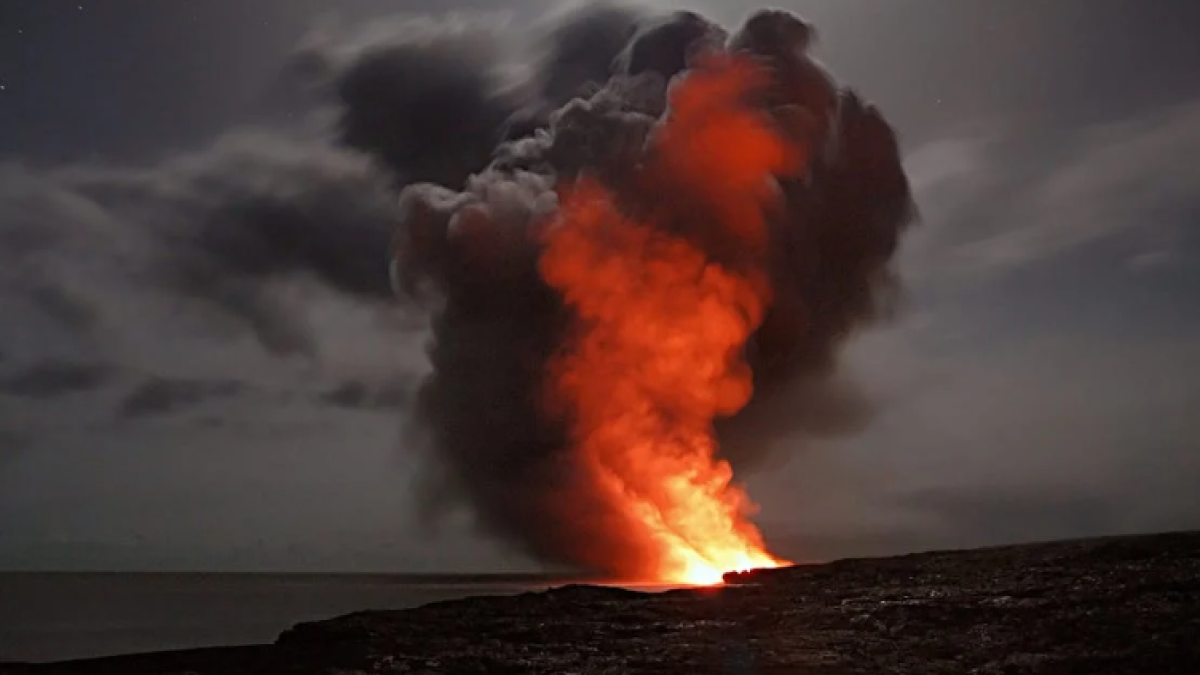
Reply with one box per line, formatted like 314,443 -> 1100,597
391,7 -> 915,584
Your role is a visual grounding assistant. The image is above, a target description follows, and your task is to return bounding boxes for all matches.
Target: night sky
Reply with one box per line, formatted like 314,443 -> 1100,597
2,0 -> 1199,572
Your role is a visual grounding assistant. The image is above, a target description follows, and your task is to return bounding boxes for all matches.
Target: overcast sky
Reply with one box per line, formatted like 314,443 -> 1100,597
1,0 -> 1198,572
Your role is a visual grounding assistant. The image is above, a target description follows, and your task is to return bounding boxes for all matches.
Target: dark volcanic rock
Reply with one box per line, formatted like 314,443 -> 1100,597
14,532 -> 1200,674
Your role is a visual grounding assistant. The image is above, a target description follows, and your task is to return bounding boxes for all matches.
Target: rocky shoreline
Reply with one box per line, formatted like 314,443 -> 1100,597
8,531 -> 1200,674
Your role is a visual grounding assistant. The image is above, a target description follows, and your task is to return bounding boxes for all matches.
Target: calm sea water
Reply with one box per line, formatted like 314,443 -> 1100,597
0,572 -> 598,663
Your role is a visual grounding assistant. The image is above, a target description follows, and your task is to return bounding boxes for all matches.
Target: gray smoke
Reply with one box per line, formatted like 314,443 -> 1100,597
392,7 -> 915,575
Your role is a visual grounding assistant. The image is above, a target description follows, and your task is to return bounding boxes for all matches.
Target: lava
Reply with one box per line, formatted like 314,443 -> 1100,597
539,55 -> 801,585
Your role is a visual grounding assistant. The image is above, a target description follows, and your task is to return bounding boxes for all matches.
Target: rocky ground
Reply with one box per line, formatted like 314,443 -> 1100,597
7,531 -> 1200,674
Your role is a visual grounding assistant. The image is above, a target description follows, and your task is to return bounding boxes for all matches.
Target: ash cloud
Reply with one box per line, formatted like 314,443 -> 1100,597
393,7 -> 915,574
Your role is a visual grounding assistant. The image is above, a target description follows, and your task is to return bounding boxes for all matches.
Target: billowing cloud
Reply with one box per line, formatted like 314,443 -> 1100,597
391,7 -> 914,576
0,133 -> 403,368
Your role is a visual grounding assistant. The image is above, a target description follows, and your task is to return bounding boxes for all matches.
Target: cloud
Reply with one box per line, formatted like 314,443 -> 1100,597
318,376 -> 416,412
0,132 -> 404,368
0,11 -> 551,381
0,360 -> 114,399
0,15 -> 536,510
1126,248 -> 1181,273
0,427 -> 31,458
904,98 -> 1200,281
118,377 -> 247,420
747,317 -> 1200,561
896,485 -> 1121,545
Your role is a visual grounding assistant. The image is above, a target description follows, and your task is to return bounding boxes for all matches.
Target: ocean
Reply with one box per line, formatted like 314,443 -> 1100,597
0,572 -> 592,663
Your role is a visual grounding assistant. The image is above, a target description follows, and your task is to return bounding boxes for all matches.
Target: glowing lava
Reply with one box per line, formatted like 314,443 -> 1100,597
539,55 -> 801,585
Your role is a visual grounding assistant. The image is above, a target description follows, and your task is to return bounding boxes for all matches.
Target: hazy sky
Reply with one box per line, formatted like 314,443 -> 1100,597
2,0 -> 1198,572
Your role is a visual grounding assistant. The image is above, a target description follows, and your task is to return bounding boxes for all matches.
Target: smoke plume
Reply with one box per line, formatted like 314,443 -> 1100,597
393,7 -> 915,577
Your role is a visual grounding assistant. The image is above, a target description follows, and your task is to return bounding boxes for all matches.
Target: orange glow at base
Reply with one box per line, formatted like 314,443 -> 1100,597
539,55 -> 801,585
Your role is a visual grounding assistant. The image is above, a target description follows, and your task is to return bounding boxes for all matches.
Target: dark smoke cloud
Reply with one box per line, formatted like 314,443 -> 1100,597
392,7 -> 915,573
530,3 -> 645,109
618,10 -> 726,80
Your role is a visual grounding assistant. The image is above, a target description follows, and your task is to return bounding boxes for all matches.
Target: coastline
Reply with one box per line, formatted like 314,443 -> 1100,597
8,531 -> 1200,674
